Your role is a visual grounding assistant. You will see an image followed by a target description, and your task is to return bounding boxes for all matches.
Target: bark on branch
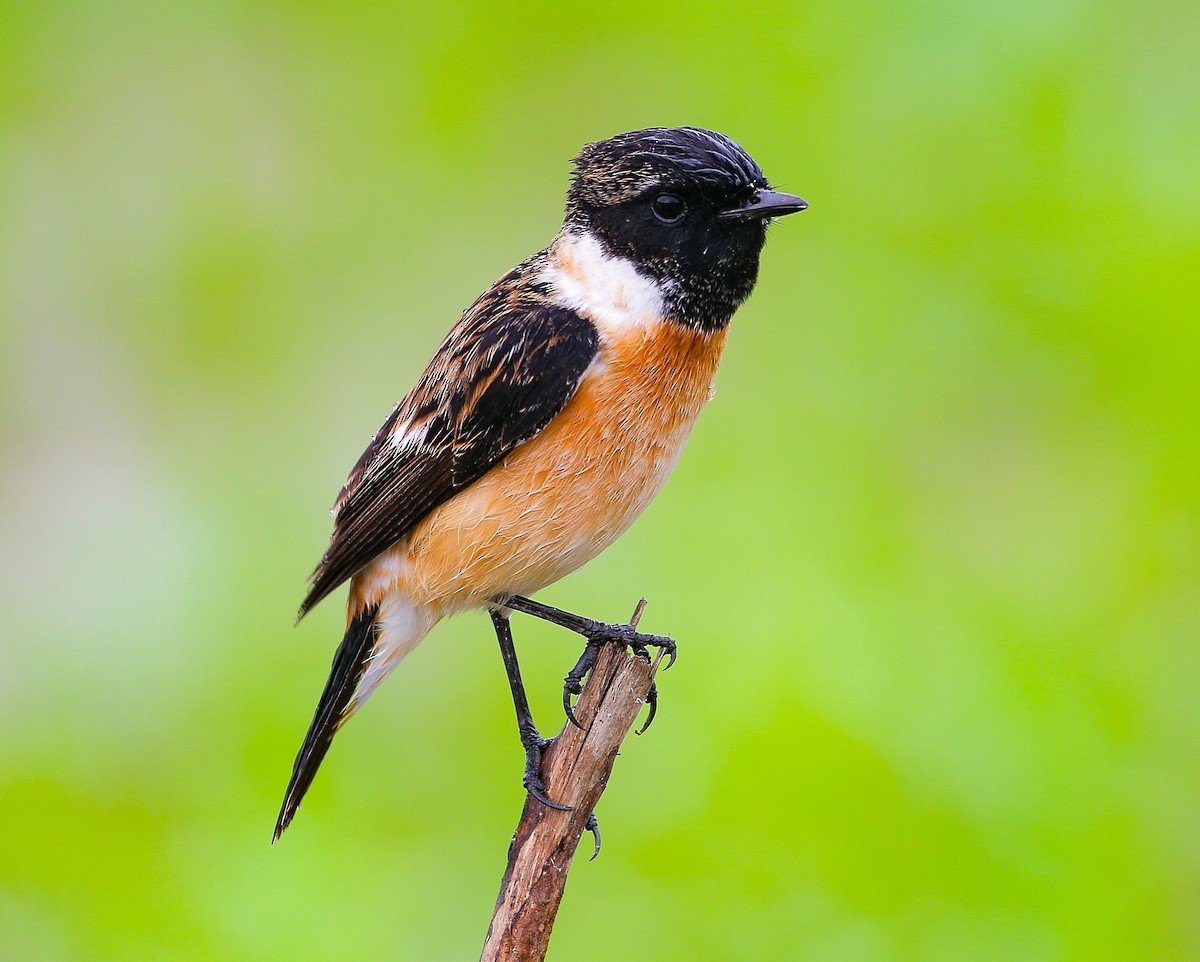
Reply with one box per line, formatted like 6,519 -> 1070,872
480,641 -> 662,962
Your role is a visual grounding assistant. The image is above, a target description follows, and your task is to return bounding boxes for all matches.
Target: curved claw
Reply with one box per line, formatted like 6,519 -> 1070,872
635,682 -> 658,736
563,686 -> 585,730
562,641 -> 601,729
525,777 -> 573,812
662,643 -> 678,670
584,812 -> 602,861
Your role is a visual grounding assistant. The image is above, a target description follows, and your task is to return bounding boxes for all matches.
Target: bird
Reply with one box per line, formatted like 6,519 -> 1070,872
274,126 -> 806,841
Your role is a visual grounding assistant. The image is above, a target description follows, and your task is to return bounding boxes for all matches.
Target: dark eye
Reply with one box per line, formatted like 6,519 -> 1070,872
650,193 -> 687,224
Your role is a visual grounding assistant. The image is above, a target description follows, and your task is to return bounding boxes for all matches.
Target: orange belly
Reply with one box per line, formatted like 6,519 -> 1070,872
354,318 -> 727,615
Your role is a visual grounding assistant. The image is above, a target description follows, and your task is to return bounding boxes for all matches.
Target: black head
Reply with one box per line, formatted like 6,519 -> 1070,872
564,127 -> 805,330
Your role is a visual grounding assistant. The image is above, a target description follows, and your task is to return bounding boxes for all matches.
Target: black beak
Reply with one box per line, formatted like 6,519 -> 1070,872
719,190 -> 808,220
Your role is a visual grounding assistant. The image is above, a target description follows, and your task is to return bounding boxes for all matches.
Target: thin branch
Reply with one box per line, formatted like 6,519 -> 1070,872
480,641 -> 662,962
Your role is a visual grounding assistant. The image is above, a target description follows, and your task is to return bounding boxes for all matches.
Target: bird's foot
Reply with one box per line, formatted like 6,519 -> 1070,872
521,728 -> 571,812
561,640 -> 602,729
561,600 -> 676,733
519,726 -> 602,858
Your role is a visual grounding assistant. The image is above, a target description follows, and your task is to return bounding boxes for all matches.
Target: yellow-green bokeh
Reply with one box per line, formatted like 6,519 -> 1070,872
2,1 -> 1197,959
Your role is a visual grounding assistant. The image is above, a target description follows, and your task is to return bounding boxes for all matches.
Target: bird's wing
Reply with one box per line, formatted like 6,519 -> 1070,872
298,286 -> 599,618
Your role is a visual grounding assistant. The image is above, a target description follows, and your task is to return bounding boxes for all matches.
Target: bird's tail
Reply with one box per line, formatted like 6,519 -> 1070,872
273,596 -> 434,841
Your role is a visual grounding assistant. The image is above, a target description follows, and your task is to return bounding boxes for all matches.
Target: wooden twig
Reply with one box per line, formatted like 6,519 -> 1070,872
480,637 -> 662,962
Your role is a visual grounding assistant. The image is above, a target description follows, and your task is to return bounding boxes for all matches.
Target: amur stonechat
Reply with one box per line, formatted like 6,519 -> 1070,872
274,126 -> 806,840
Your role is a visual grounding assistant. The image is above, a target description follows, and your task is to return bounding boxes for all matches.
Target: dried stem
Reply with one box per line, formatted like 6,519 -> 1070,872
480,640 -> 661,962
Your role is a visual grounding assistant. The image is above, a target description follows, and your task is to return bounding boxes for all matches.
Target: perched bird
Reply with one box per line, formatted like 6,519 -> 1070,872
274,126 -> 806,841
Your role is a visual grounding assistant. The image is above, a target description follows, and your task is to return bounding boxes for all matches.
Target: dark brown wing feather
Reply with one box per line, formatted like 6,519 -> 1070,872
298,265 -> 599,618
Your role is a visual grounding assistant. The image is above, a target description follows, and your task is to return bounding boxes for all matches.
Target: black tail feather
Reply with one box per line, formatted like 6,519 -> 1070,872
273,604 -> 380,842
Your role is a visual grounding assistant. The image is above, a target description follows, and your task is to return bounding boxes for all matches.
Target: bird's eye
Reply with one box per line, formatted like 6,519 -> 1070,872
650,193 -> 687,224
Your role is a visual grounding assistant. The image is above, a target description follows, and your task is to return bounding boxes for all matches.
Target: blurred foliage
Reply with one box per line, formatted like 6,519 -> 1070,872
1,0 -> 1197,959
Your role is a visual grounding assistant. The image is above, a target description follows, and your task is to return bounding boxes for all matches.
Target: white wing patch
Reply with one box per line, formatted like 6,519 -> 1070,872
388,417 -> 428,450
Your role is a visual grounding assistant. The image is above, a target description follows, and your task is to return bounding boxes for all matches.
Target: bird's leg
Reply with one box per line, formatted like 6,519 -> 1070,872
501,595 -> 676,733
489,608 -> 571,812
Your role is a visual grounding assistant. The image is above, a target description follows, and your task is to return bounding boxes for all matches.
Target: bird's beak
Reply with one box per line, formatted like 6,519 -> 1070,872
719,190 -> 808,220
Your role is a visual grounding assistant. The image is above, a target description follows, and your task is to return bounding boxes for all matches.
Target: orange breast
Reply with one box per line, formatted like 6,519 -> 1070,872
358,318 -> 727,615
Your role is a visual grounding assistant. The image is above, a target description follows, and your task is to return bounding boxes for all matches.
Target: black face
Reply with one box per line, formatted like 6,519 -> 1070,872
564,127 -> 796,331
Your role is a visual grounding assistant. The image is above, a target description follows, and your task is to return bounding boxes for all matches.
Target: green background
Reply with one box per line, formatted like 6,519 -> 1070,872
2,1 -> 1197,959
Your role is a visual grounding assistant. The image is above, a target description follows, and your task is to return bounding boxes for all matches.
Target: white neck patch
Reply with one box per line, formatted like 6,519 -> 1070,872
541,230 -> 671,335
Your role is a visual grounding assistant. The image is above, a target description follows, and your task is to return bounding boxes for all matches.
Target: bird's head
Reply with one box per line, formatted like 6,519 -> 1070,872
563,126 -> 806,330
